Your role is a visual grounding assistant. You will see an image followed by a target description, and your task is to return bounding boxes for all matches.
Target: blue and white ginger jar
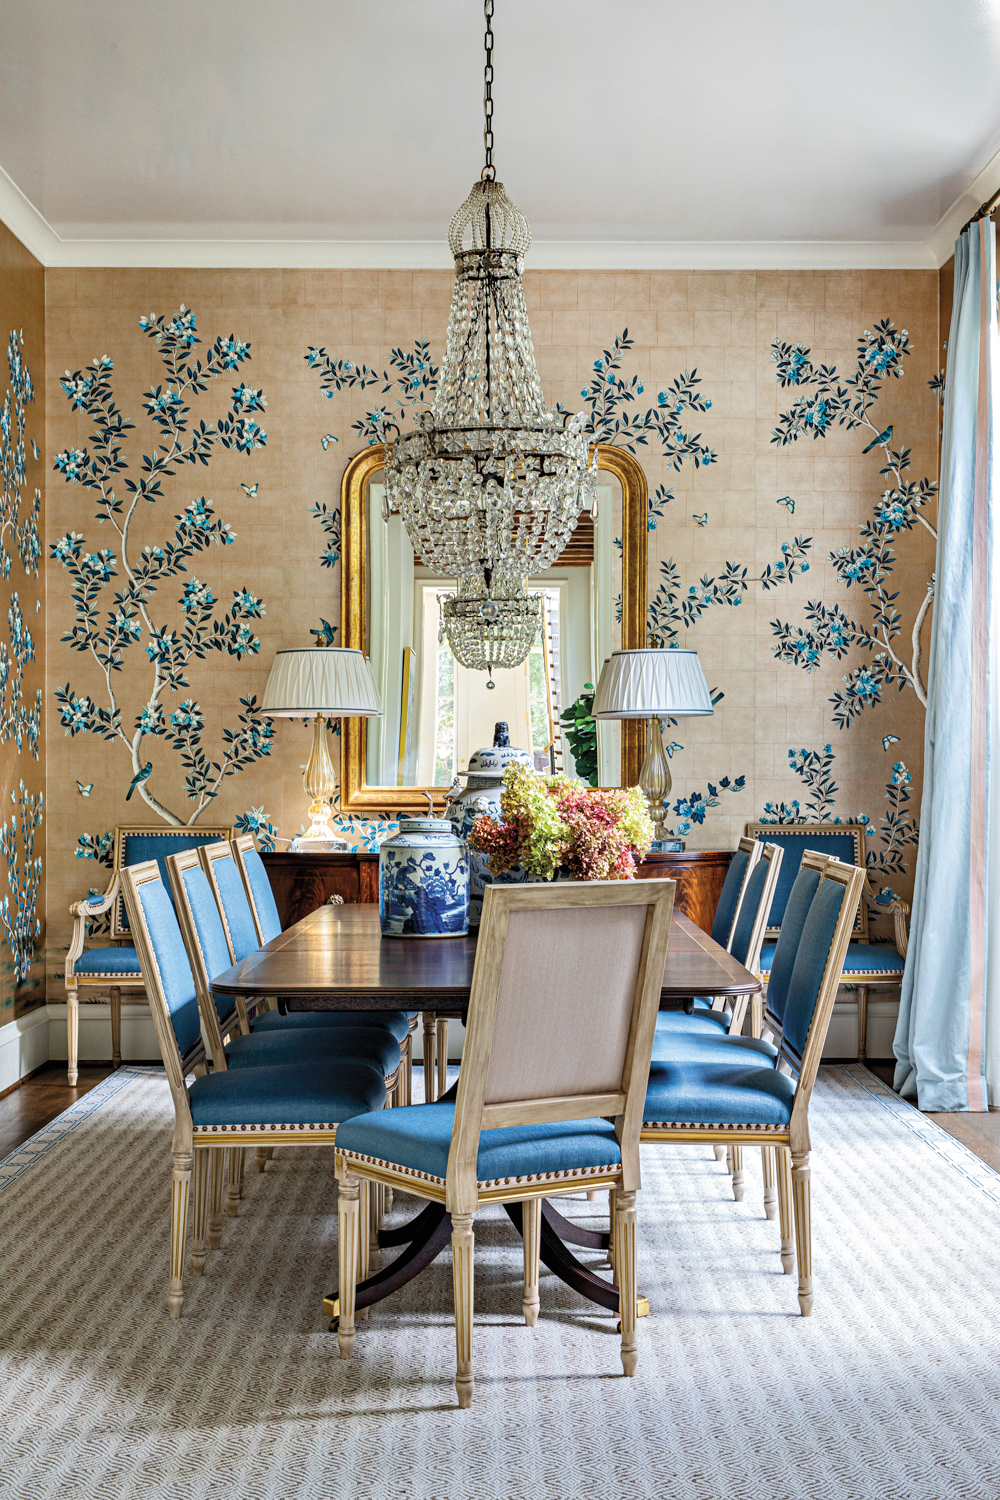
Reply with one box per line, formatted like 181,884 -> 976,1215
379,817 -> 469,938
446,727 -> 533,927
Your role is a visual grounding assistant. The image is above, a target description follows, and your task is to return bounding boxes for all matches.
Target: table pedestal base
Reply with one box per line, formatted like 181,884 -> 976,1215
323,1196 -> 626,1323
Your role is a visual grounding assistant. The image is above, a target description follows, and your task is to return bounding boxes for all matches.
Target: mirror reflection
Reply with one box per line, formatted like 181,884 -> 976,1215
364,480 -> 622,789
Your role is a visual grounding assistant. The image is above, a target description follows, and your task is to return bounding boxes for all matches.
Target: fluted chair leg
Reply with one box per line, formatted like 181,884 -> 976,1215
169,1150 -> 191,1318
337,1172 -> 361,1359
451,1211 -> 476,1408
191,1150 -> 209,1276
253,1146 -> 273,1173
615,1189 -> 638,1377
422,1013 -> 437,1102
522,1197 -> 541,1327
436,1016 -> 449,1098
608,1186 -> 618,1278
776,1146 -> 794,1274
730,1144 -> 744,1202
791,1150 -> 813,1315
110,986 -> 122,1071
66,991 -> 79,1088
208,1147 -> 225,1250
761,1146 -> 777,1220
226,1146 -> 243,1217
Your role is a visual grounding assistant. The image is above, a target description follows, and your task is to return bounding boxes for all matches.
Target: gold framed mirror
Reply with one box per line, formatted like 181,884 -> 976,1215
339,442 -> 647,813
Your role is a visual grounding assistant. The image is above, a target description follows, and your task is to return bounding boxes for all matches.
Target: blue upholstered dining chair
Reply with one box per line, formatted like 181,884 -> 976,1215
653,840 -> 782,1051
63,823 -> 231,1085
121,857 -> 388,1320
334,878 -> 676,1408
745,821 -> 907,1062
168,846 -> 407,1212
226,833 -> 418,1101
641,854 -> 865,1316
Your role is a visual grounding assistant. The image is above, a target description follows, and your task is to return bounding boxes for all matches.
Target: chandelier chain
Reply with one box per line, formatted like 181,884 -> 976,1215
482,0 -> 495,181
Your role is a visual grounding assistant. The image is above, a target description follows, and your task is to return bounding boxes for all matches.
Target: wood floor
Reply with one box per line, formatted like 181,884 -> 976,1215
0,1063 -> 115,1158
3,1060 -> 1000,1176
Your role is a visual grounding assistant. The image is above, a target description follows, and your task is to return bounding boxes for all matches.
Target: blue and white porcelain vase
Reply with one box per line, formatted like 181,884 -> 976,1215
379,817 -> 470,938
445,722 -> 532,927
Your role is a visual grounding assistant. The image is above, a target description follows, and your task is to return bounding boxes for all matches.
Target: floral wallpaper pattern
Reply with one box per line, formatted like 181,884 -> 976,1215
42,266 -> 938,994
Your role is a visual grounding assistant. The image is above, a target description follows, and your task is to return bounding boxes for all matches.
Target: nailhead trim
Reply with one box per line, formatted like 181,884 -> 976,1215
337,1151 -> 620,1189
642,1120 -> 785,1133
193,1121 -> 338,1134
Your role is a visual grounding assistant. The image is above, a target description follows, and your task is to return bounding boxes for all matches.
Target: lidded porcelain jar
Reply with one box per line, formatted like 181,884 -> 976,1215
379,817 -> 469,938
446,722 -> 532,927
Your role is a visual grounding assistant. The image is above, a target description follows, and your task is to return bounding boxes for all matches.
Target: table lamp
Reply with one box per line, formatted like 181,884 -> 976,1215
261,647 -> 382,851
592,648 -> 713,846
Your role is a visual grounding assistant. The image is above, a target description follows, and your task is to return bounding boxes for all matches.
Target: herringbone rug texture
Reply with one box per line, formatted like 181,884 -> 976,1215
2,1064 -> 1000,1500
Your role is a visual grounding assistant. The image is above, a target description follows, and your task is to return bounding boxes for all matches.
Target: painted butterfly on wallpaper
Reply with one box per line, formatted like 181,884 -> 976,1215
76,781 -> 93,797
692,513 -> 708,527
777,495 -> 795,514
321,434 -> 339,450
882,735 -> 900,751
240,483 -> 258,497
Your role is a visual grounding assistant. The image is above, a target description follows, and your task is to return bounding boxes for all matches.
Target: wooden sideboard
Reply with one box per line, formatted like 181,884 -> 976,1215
262,847 -> 732,935
261,850 -> 379,928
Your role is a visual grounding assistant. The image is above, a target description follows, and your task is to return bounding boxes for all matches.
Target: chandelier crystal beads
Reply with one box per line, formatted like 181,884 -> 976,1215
384,177 -> 597,583
438,569 -> 542,677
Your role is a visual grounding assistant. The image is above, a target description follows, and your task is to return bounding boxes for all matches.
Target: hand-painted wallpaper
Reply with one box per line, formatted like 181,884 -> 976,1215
43,266 -> 938,995
0,219 -> 45,1020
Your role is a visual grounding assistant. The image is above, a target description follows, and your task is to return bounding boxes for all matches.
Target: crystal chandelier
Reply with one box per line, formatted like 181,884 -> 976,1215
438,572 -> 542,677
384,0 -> 597,605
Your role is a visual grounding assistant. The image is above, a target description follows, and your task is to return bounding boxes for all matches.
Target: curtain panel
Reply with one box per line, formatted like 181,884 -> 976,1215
894,220 -> 1000,1112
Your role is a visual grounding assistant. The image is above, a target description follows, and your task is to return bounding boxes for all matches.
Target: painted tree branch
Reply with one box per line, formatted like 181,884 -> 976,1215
51,306 -> 273,825
769,321 -> 937,728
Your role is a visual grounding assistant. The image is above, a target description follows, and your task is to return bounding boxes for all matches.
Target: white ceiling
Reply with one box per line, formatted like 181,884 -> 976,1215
2,0 -> 1000,268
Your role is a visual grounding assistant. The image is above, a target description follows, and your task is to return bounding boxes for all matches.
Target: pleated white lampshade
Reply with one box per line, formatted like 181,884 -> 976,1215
260,648 -> 383,717
592,648 -> 713,719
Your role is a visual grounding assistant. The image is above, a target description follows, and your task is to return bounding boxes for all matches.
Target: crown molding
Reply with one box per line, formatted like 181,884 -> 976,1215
925,142 -> 1000,267
0,162 -> 942,272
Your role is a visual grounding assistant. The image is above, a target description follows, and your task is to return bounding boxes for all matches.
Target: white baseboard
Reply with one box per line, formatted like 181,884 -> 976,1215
45,1002 -> 162,1064
0,1006 -> 50,1093
822,993 -> 900,1062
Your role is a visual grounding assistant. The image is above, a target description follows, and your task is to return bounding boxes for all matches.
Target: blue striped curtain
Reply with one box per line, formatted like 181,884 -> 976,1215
893,220 -> 1000,1111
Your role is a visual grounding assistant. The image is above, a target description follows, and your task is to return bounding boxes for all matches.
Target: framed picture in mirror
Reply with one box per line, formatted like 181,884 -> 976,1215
339,443 -> 648,814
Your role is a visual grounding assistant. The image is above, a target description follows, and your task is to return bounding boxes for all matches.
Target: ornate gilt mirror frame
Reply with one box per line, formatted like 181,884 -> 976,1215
339,442 -> 647,813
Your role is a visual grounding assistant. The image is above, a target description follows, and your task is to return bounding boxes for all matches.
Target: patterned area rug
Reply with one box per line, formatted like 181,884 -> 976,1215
3,1065 -> 1000,1500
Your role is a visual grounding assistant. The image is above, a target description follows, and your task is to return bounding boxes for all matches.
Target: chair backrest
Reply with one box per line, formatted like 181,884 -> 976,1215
744,822 -> 867,940
230,834 -> 282,945
762,850 -> 829,1036
109,824 -> 233,938
785,857 -> 866,1140
446,879 -> 675,1216
729,840 -> 783,976
711,837 -> 762,950
166,848 -> 243,1068
119,859 -> 206,1124
199,841 -> 261,963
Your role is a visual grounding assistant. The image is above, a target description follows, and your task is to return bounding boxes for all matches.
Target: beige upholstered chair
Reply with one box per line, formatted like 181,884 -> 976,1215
334,877 -> 676,1407
63,823 -> 230,1084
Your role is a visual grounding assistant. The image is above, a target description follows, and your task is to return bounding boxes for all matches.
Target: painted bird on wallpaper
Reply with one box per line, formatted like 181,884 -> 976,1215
126,762 -> 153,801
863,425 -> 893,454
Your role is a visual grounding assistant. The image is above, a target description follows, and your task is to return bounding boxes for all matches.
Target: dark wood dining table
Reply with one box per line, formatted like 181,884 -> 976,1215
211,902 -> 761,1323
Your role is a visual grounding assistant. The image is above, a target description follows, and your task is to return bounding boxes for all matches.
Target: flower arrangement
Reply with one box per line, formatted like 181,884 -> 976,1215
469,764 -> 654,882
